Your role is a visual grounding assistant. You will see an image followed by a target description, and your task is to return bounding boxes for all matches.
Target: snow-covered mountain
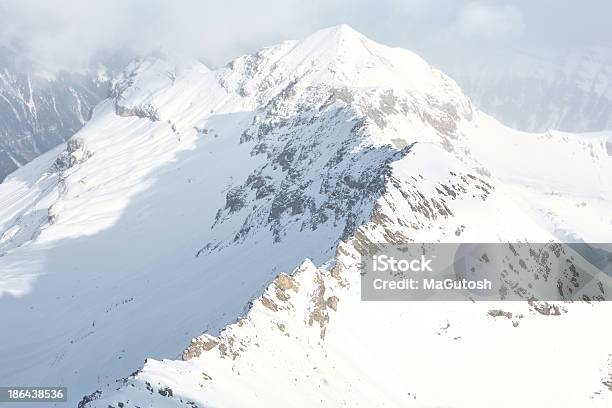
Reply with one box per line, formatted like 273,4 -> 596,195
0,47 -> 108,182
0,25 -> 611,407
444,46 -> 612,132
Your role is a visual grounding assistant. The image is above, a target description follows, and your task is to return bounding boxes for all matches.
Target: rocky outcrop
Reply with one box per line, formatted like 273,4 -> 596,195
50,137 -> 93,173
0,52 -> 108,182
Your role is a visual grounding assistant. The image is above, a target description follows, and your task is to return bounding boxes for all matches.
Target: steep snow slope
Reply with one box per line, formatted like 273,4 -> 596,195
445,47 -> 612,132
83,115 -> 612,407
82,261 -> 612,408
0,47 -> 109,181
82,124 -> 612,407
0,25 -> 610,407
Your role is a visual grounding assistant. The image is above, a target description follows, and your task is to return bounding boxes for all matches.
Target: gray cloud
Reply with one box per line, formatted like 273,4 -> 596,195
453,2 -> 525,41
0,0 -> 610,71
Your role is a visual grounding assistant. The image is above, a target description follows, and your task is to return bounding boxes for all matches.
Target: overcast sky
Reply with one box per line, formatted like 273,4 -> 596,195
1,0 -> 611,71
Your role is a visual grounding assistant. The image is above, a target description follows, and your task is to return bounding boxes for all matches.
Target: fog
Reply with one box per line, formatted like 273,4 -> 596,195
1,0 -> 611,70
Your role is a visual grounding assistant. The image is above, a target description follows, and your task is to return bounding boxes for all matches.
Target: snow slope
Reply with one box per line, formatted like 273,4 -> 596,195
0,25 -> 610,407
83,259 -> 612,408
0,47 -> 108,181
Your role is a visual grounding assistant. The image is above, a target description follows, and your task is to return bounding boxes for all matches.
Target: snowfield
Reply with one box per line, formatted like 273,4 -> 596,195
0,25 -> 610,407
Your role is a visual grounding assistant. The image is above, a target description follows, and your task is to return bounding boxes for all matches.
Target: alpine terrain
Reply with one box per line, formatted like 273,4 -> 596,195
445,46 -> 612,132
0,46 -> 108,182
0,25 -> 611,407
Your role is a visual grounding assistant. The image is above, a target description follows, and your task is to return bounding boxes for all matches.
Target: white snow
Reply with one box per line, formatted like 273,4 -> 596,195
0,25 -> 610,407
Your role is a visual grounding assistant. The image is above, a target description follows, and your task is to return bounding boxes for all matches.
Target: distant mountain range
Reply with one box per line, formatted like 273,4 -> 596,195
0,27 -> 611,407
0,47 -> 108,181
444,46 -> 612,132
2,43 -> 611,184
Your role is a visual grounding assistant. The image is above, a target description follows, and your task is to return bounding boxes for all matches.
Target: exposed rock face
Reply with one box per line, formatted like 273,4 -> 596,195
204,87 -> 413,250
50,138 -> 93,173
1,26 -> 611,408
182,334 -> 219,361
0,47 -> 108,181
114,104 -> 160,121
197,25 -> 472,254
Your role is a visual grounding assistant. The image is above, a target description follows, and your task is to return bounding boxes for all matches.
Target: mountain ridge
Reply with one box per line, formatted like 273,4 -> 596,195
0,25 -> 610,407
0,47 -> 109,181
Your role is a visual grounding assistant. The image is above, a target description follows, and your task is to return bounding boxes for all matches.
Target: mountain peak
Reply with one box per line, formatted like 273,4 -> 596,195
221,23 -> 469,114
3,21 -> 612,408
294,24 -> 373,62
307,23 -> 366,44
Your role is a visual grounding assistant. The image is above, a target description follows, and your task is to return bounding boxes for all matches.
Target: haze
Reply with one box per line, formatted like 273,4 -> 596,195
1,0 -> 611,71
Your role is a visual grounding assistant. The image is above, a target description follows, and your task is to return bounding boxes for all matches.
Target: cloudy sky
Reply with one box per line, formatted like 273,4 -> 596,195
1,0 -> 610,70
